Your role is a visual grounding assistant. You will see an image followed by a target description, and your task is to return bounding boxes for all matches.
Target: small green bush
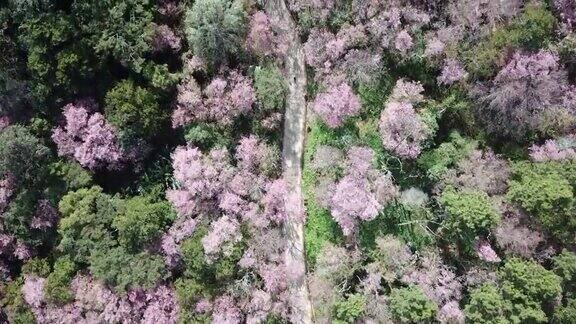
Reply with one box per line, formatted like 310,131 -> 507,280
389,286 -> 437,323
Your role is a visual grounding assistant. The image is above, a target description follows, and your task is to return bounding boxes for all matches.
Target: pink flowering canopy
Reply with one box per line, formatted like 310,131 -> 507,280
52,99 -> 125,170
312,82 -> 361,128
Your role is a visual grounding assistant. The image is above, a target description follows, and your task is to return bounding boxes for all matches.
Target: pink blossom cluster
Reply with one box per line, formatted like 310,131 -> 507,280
172,70 -> 256,127
379,101 -> 429,159
495,51 -> 560,83
401,250 -> 463,319
555,0 -> 576,32
52,99 -> 125,170
152,24 -> 181,53
474,239 -> 501,263
379,79 -> 430,159
328,147 -> 398,236
22,274 -> 179,324
437,59 -> 468,85
312,82 -> 361,128
529,136 -> 576,162
246,11 -> 280,57
164,136 -> 294,321
438,149 -> 510,196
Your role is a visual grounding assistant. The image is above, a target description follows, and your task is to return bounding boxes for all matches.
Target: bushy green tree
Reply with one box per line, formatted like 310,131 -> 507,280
553,298 -> 576,323
333,294 -> 366,323
553,249 -> 576,293
0,277 -> 35,324
507,161 -> 576,242
113,195 -> 175,251
439,188 -> 500,242
499,258 -> 562,323
16,11 -> 98,100
89,246 -> 167,293
254,64 -> 287,111
57,186 -> 119,263
71,0 -> 154,71
389,286 -> 437,323
465,284 -> 509,324
418,132 -> 477,181
44,256 -> 76,304
0,125 -> 53,243
184,0 -> 247,71
104,79 -> 163,142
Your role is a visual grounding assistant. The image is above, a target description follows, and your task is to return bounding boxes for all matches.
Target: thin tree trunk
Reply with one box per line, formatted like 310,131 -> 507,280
264,0 -> 313,322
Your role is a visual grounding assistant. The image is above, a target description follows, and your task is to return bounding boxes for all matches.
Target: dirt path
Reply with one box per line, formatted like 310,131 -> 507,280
264,0 -> 313,322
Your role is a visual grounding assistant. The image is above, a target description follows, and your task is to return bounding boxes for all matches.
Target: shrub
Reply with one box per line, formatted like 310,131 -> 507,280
89,247 -> 168,293
389,286 -> 437,323
104,79 -> 163,141
439,189 -> 500,242
464,284 -> 508,324
44,256 -> 76,304
333,294 -> 366,323
254,64 -> 287,111
507,161 -> 576,241
113,196 -> 175,251
184,0 -> 247,71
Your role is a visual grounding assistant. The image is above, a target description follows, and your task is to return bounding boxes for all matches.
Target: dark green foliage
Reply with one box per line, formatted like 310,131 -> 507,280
499,258 -> 562,322
553,249 -> 576,292
44,256 -> 76,304
104,79 -> 164,142
389,286 -> 437,323
0,277 -> 36,324
21,258 -> 50,277
113,195 -> 175,251
0,125 -> 53,244
180,224 -> 245,283
465,284 -> 508,324
439,188 -> 500,242
359,202 -> 434,251
0,125 -> 50,186
89,246 -> 168,293
184,0 -> 247,71
418,132 -> 477,181
507,161 -> 576,242
254,64 -> 287,111
553,298 -> 576,323
49,161 -> 93,193
333,294 -> 366,323
57,186 -> 119,263
185,123 -> 232,149
71,0 -> 154,71
16,11 -> 98,100
141,62 -> 181,90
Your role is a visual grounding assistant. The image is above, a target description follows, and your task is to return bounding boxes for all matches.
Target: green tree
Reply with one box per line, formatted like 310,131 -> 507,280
113,195 -> 175,251
184,0 -> 247,71
44,256 -> 76,304
254,64 -> 287,111
333,294 -> 366,323
89,246 -> 167,293
57,186 -> 119,263
507,161 -> 576,242
71,0 -> 154,71
389,286 -> 437,323
0,125 -> 52,244
465,284 -> 509,324
439,188 -> 500,242
499,258 -> 562,323
104,79 -> 163,142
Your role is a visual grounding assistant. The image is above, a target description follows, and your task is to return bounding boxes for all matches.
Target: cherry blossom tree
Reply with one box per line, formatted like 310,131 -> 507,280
52,99 -> 125,171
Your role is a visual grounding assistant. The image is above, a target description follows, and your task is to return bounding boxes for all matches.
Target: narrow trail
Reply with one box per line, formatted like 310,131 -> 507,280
264,0 -> 313,322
